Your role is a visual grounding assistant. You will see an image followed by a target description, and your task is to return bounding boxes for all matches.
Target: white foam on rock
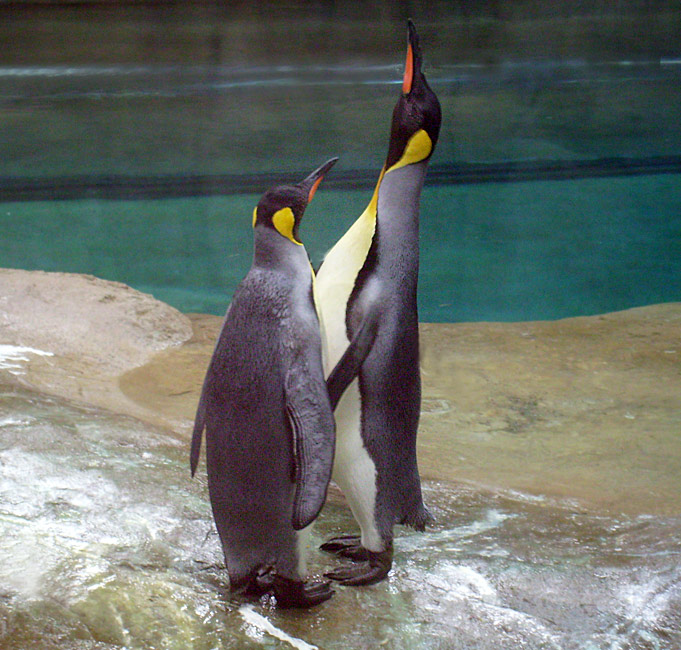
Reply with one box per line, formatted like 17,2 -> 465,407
239,604 -> 319,650
0,344 -> 53,375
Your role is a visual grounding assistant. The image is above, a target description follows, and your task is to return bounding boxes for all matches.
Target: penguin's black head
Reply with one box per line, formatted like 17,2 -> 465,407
252,157 -> 338,245
385,20 -> 442,171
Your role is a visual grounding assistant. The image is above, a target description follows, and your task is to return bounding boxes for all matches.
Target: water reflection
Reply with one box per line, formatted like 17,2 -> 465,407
1,386 -> 679,649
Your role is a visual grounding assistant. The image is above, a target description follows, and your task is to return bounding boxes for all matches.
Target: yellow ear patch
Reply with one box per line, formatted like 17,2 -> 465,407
252,206 -> 258,228
272,207 -> 302,245
386,129 -> 433,173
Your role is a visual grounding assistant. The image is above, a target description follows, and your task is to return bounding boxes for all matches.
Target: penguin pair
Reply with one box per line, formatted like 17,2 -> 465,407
191,20 -> 441,607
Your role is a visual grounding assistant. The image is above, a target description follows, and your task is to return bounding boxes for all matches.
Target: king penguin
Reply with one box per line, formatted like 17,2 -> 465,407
190,158 -> 339,608
315,21 -> 442,585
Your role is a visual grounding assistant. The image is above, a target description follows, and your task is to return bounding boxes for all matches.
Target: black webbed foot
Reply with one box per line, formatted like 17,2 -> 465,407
272,575 -> 334,609
320,534 -> 369,561
324,542 -> 393,586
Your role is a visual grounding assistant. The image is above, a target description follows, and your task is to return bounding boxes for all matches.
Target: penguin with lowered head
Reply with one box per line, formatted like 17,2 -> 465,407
190,159 -> 341,608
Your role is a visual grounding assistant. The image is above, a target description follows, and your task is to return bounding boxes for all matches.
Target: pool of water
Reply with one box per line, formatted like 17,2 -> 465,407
2,171 -> 680,321
1,3 -> 680,321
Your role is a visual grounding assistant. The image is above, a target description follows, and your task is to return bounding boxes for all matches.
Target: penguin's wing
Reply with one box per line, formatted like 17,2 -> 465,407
189,371 -> 210,477
190,302 -> 234,476
326,306 -> 380,410
285,359 -> 336,530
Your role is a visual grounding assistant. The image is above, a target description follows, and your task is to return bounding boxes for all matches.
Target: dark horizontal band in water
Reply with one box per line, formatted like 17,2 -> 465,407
2,155 -> 680,202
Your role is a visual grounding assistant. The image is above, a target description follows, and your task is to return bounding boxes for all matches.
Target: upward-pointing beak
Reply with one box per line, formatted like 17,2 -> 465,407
299,157 -> 339,204
402,19 -> 423,95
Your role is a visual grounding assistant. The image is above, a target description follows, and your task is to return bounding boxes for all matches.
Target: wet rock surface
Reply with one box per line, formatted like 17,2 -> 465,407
1,270 -> 680,649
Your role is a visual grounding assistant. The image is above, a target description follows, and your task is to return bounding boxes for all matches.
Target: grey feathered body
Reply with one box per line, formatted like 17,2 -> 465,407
194,234 -> 334,589
347,162 -> 429,540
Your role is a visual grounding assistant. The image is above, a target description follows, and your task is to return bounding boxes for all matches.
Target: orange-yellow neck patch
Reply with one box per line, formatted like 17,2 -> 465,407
386,129 -> 432,173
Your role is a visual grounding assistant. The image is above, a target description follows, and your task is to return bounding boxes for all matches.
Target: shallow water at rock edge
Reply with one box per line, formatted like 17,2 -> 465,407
0,386 -> 679,650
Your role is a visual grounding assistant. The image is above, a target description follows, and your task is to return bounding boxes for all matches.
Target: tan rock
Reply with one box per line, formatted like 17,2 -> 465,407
2,269 -> 679,515
122,304 -> 681,516
0,269 -> 193,426
418,307 -> 681,516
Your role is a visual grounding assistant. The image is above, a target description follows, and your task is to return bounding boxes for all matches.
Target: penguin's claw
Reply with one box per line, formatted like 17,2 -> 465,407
324,544 -> 393,586
272,575 -> 334,608
320,534 -> 369,561
252,566 -> 276,594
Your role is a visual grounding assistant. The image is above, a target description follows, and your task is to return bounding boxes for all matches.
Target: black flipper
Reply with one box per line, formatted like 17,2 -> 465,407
190,377 -> 208,477
191,303 -> 231,477
286,364 -> 336,530
326,307 -> 380,410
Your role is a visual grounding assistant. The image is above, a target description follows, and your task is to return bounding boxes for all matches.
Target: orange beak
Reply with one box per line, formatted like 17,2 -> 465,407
307,175 -> 324,203
299,157 -> 339,204
402,41 -> 414,94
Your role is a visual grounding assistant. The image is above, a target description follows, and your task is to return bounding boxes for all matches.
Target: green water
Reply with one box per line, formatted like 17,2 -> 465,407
3,172 -> 680,321
1,3 -> 680,321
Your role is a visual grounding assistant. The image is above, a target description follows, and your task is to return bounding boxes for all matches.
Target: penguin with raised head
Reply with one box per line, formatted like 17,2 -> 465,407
190,158 -> 339,608
315,20 -> 442,585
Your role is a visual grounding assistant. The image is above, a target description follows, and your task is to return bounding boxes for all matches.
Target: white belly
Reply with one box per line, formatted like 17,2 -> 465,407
330,379 -> 382,550
315,208 -> 382,552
